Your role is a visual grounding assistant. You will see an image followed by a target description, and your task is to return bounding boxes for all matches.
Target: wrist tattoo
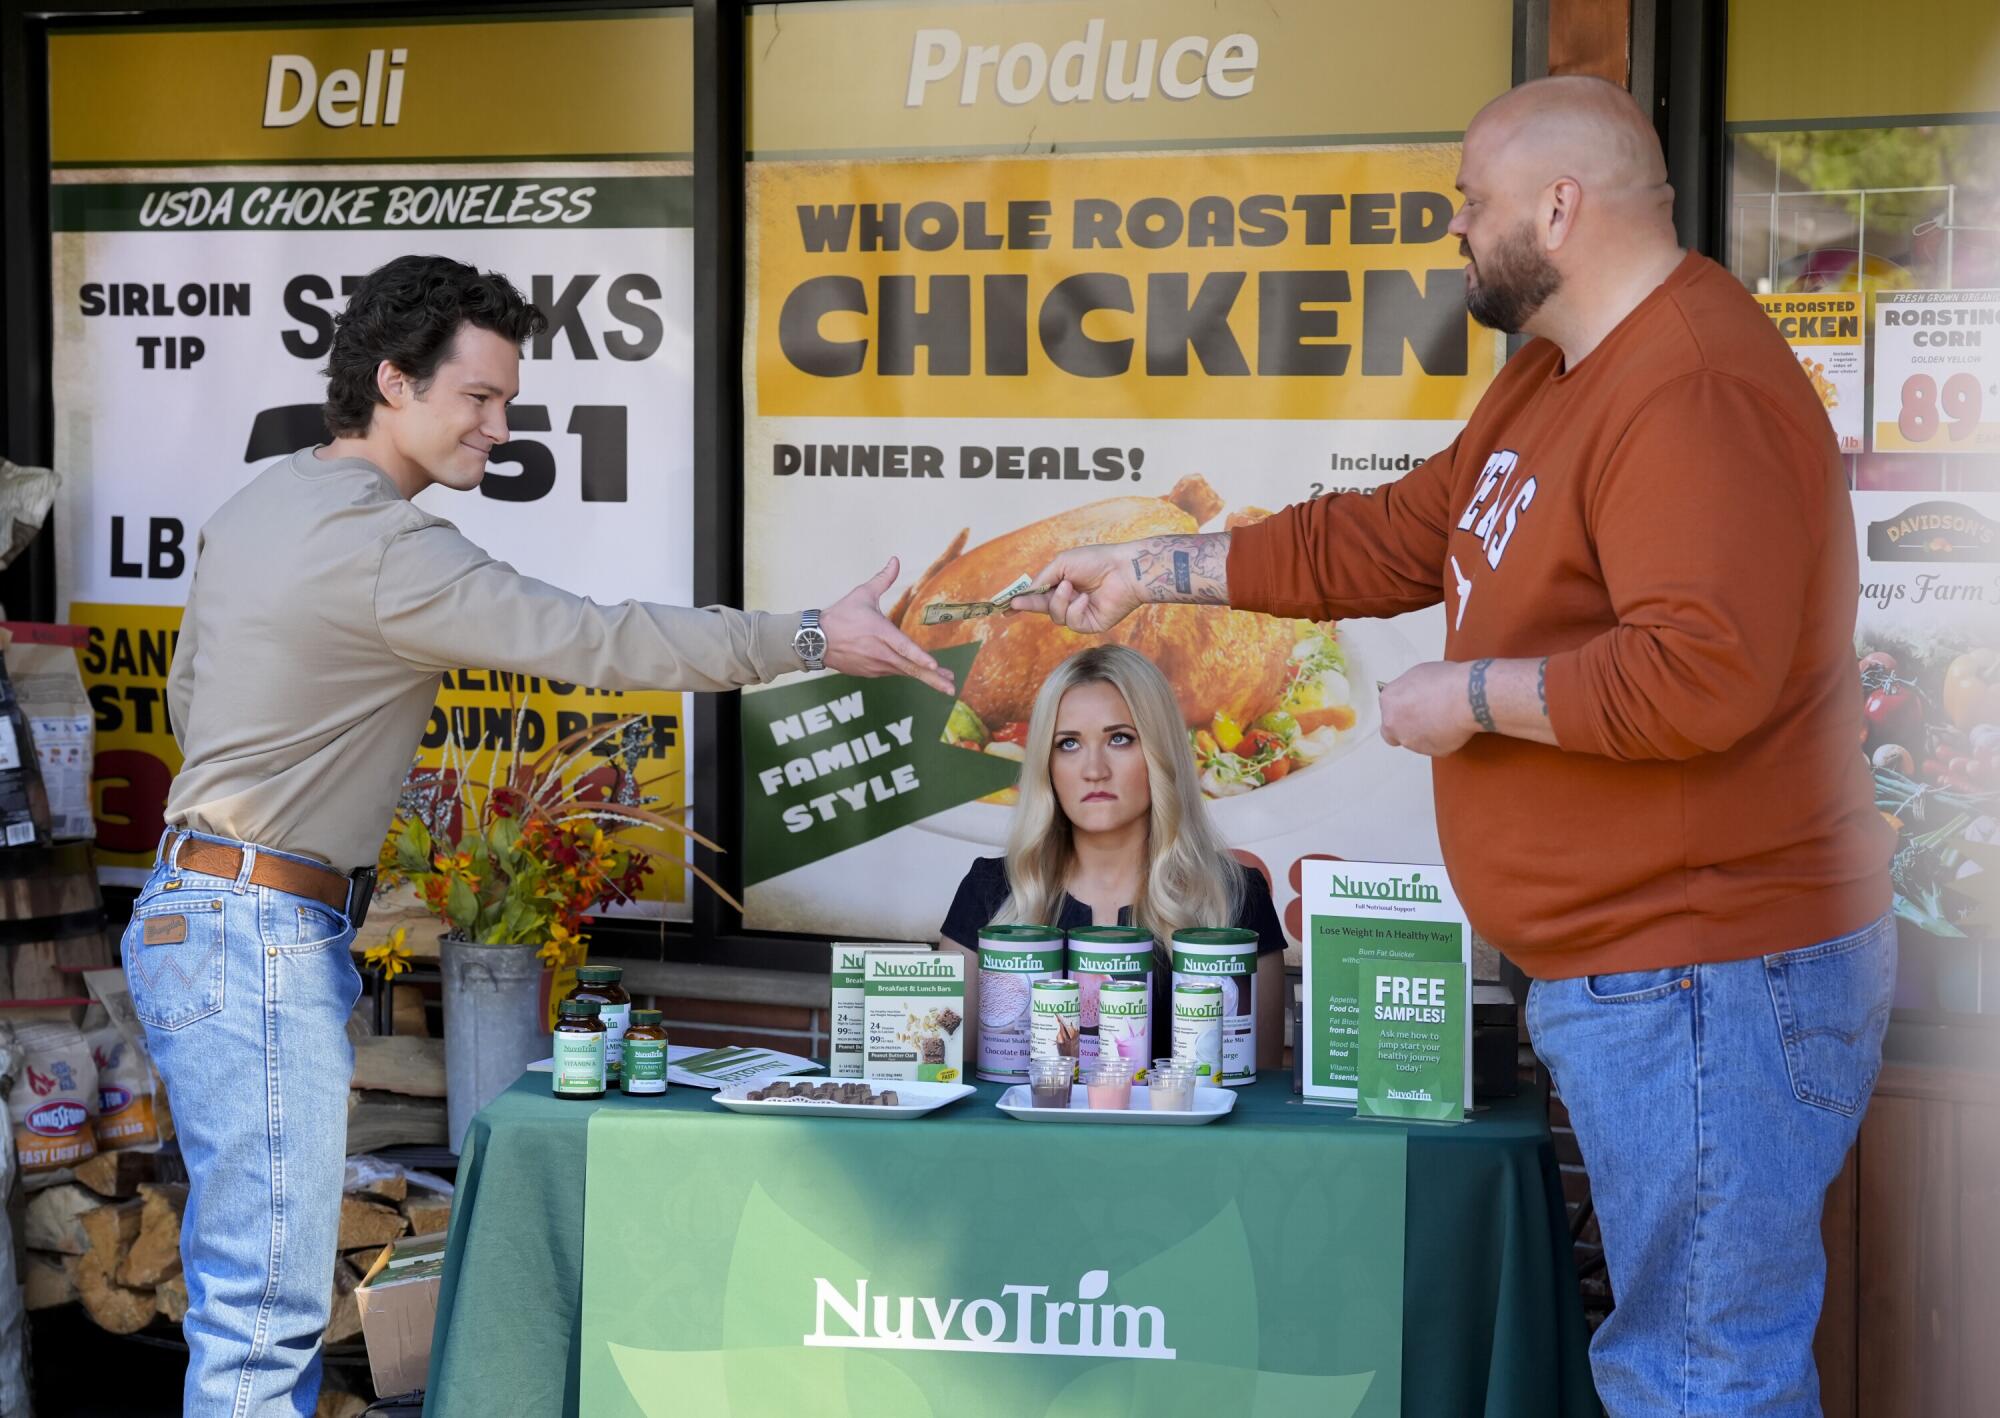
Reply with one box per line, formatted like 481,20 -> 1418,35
1130,535 -> 1229,605
1468,658 -> 1497,733
1536,657 -> 1549,718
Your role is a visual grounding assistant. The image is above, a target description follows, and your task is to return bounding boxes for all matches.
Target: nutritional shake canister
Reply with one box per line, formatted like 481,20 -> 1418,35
976,925 -> 1065,1083
1171,983 -> 1223,1086
1029,978 -> 1082,1076
1096,980 -> 1150,1082
1065,926 -> 1153,1070
1171,927 -> 1259,1085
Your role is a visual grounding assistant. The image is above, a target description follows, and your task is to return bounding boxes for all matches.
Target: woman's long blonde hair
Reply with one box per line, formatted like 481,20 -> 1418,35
990,644 -> 1241,946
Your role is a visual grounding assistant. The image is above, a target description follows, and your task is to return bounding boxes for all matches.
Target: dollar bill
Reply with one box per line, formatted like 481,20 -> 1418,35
921,601 -> 1001,625
921,574 -> 1050,625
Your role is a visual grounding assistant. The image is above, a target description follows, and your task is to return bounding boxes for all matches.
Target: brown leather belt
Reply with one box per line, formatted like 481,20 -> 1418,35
171,838 -> 351,915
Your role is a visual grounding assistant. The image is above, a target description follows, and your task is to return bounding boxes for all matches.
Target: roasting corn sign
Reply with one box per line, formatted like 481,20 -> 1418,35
48,15 -> 696,907
740,0 -> 1511,938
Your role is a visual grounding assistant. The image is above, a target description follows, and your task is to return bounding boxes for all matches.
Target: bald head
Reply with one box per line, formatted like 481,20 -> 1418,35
1470,76 -> 1669,201
1447,76 -> 1684,350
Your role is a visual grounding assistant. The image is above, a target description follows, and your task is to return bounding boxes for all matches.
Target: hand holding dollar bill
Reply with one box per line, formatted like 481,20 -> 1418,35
921,573 -> 1055,625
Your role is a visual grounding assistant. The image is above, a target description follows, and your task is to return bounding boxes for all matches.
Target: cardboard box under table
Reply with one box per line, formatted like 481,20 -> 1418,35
356,1230 -> 447,1398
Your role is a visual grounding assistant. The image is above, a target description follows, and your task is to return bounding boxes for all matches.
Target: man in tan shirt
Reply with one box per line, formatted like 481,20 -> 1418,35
126,254 -> 951,1415
1017,79 -> 1893,1416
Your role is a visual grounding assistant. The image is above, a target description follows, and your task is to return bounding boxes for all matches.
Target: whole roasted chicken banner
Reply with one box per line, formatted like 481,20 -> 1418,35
48,14 -> 698,908
742,148 -> 1503,941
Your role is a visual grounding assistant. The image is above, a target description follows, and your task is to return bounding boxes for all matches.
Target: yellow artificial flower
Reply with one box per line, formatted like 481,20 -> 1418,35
364,926 -> 414,980
537,919 -> 583,970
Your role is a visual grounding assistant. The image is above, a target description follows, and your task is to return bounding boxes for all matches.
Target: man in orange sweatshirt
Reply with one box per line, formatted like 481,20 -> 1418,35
1017,77 -> 1895,1417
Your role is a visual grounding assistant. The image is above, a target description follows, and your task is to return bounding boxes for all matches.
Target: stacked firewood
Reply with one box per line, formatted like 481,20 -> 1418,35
22,1028 -> 450,1338
22,1147 -> 451,1337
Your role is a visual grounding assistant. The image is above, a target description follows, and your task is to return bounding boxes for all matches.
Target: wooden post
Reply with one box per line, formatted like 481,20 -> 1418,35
0,841 -> 115,998
1548,0 -> 1631,86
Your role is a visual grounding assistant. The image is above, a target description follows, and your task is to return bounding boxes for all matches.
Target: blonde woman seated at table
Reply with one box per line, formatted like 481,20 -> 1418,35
940,644 -> 1286,1066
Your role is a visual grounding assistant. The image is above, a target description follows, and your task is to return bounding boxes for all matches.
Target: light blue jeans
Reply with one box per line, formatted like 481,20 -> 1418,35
120,829 -> 361,1417
1529,914 -> 1896,1418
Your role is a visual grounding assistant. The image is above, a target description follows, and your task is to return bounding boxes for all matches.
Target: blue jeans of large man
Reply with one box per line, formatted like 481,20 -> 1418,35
120,829 -> 361,1417
1528,915 -> 1895,1418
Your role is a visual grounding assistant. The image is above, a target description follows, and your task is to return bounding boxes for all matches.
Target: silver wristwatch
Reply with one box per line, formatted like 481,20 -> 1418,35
792,609 -> 826,671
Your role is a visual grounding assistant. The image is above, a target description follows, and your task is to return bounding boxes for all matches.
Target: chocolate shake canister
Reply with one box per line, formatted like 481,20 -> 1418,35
975,925 -> 1064,1084
1029,978 -> 1081,1077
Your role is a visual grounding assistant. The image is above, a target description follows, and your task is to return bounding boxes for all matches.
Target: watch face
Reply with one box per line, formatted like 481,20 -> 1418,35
797,627 -> 827,659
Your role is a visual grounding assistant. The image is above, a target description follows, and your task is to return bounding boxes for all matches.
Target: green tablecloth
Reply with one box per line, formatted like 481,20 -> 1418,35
424,1074 -> 1599,1418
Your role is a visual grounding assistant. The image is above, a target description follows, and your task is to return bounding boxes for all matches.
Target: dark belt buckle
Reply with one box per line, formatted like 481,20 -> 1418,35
345,867 -> 377,930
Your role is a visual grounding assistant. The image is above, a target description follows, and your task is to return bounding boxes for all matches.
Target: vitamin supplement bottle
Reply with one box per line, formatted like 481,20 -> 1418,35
566,965 -> 632,1082
621,1008 -> 669,1096
552,999 -> 607,1100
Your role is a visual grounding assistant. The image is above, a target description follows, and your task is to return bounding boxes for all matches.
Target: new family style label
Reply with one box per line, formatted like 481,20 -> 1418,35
739,643 -> 1013,882
1300,859 -> 1471,1109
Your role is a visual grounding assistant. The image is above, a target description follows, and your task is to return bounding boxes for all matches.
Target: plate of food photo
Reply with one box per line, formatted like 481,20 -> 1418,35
894,476 -> 1420,847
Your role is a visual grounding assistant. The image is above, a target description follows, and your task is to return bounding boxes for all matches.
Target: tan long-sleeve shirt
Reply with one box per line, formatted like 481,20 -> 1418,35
1228,252 -> 1892,978
165,446 -> 802,870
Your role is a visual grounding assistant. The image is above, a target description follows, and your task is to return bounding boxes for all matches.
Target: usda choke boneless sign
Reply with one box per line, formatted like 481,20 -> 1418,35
48,17 -> 699,905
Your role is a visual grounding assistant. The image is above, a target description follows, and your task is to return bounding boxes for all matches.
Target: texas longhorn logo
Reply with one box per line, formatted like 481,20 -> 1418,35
1456,449 -> 1538,571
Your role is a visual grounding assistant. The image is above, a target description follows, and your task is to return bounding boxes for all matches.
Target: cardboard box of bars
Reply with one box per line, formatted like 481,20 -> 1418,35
831,942 -> 928,1078
863,948 -> 965,1082
356,1230 -> 449,1397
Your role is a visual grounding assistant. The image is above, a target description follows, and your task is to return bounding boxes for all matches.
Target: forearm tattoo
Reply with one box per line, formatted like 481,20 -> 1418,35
1468,658 -> 1496,733
1536,657 -> 1549,718
1130,535 -> 1229,605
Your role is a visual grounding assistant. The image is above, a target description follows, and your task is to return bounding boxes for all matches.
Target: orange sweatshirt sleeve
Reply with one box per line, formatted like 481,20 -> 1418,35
1544,373 -> 1822,761
1225,435 -> 1460,619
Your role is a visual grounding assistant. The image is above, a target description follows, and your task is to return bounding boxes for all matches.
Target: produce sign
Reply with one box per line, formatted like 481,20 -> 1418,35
736,0 -> 1513,940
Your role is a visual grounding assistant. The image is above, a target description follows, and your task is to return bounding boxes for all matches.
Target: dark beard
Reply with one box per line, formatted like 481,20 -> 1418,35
1463,224 -> 1562,333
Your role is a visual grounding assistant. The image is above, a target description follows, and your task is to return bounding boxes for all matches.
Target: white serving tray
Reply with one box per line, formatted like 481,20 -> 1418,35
712,1076 -> 974,1120
996,1084 -> 1237,1124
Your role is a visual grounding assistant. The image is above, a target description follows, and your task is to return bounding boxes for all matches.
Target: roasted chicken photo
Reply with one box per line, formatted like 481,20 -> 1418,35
890,476 -> 1364,801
